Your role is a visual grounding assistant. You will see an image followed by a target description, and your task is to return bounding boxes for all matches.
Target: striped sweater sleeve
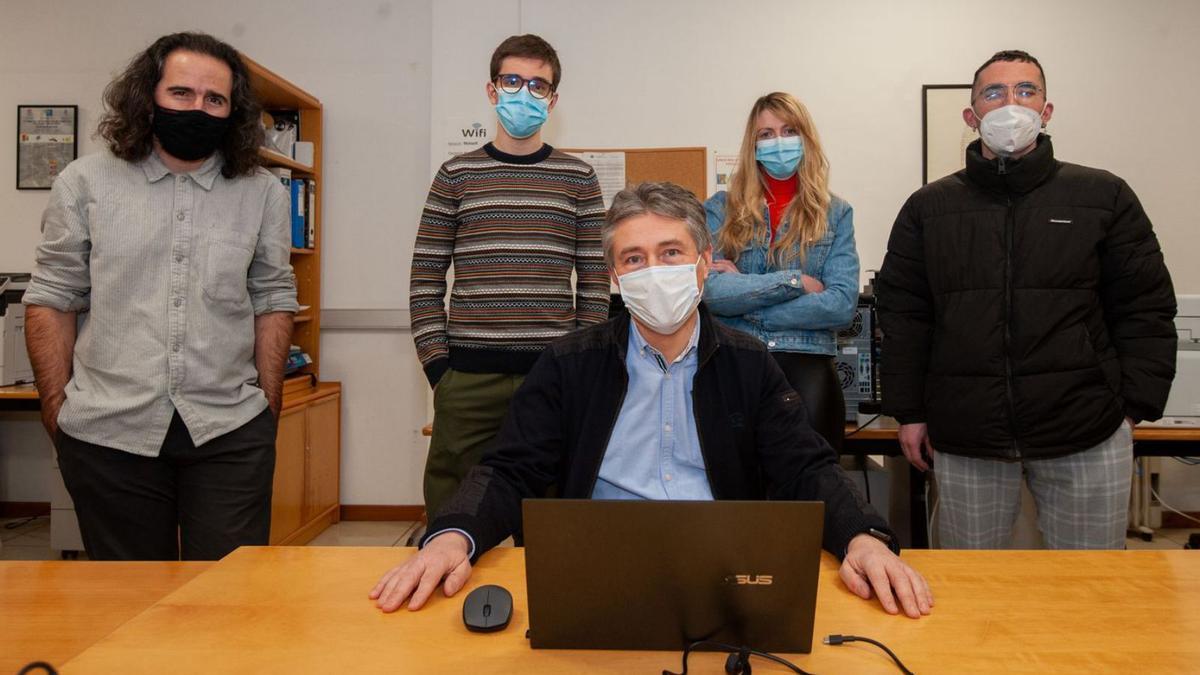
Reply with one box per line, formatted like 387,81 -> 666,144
409,165 -> 460,387
573,169 -> 610,326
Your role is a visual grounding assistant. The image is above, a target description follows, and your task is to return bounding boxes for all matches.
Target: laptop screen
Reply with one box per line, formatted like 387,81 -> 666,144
523,499 -> 824,652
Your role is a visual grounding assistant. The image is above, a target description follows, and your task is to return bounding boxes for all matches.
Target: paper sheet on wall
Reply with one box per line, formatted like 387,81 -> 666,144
712,151 -> 740,193
565,151 -> 626,208
444,116 -> 491,160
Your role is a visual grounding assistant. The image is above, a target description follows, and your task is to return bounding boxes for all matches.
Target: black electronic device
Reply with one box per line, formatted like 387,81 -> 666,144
462,584 -> 513,633
523,499 -> 824,652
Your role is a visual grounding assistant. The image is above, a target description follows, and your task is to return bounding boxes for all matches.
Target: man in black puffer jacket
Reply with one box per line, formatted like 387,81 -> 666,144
877,50 -> 1176,550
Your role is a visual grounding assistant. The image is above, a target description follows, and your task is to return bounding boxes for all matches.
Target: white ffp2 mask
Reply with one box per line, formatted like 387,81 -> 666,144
977,104 -> 1044,157
617,263 -> 702,335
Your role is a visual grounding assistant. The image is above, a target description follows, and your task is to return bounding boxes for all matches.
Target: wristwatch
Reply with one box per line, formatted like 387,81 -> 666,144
863,527 -> 898,553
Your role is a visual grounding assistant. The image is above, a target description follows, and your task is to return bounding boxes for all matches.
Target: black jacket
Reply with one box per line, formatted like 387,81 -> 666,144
877,135 -> 1176,460
426,307 -> 892,561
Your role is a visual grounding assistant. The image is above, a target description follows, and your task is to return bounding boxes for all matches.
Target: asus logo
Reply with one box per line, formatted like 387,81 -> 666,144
726,574 -> 773,586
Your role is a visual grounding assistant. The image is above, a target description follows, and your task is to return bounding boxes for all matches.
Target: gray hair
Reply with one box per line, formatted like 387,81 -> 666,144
602,181 -> 711,266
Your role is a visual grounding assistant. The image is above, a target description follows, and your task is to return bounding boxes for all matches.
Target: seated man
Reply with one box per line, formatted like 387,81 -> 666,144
372,182 -> 933,619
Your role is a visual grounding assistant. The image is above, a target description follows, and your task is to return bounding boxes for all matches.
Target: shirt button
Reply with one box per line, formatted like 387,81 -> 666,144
664,424 -> 672,432
174,298 -> 182,307
175,255 -> 184,263
790,278 -> 799,286
172,344 -> 181,353
664,474 -> 673,481
177,211 -> 185,221
664,372 -> 672,380
768,341 -> 776,347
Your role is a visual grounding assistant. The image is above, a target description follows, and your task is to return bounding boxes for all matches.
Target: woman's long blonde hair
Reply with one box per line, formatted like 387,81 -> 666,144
717,92 -> 831,267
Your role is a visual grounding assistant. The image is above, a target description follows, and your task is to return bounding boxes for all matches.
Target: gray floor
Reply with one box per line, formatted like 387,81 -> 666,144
0,518 -> 517,559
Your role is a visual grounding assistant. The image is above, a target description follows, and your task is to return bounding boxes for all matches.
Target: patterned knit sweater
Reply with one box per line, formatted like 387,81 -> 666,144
410,143 -> 610,387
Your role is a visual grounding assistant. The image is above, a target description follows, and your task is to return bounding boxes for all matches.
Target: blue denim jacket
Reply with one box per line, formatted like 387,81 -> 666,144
702,190 -> 859,355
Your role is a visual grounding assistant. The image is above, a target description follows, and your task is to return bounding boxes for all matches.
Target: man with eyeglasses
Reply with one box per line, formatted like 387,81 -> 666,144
409,34 -> 609,521
877,50 -> 1176,550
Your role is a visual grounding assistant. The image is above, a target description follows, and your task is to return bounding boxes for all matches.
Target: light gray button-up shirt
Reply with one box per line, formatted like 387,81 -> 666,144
24,150 -> 299,456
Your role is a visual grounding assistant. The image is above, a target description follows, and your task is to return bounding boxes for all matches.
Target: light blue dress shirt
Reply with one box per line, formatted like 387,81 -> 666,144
591,321 -> 713,500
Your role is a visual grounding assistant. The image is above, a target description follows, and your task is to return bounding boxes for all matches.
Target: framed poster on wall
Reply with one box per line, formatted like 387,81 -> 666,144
921,85 -> 976,185
17,105 -> 78,189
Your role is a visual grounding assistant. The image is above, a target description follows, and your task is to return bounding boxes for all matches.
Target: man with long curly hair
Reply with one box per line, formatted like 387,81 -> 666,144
23,32 -> 298,561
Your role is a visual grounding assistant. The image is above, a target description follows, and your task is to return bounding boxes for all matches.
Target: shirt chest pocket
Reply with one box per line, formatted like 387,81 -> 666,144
202,229 -> 258,304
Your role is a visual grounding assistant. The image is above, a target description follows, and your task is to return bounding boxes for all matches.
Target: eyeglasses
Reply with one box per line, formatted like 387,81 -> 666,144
975,82 -> 1044,106
495,73 -> 554,100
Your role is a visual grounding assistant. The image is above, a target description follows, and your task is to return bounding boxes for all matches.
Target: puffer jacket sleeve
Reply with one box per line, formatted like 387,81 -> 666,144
1099,180 -> 1177,422
876,197 -> 935,424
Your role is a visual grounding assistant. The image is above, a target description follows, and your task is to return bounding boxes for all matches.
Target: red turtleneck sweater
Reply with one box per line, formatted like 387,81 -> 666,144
762,169 -> 799,241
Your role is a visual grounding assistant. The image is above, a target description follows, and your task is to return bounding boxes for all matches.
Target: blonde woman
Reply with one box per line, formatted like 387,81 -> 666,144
704,92 -> 859,451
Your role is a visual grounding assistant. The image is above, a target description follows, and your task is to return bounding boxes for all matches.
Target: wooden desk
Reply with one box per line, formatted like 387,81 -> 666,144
0,383 -> 38,399
36,547 -> 1199,673
843,417 -> 1200,456
0,383 -> 40,411
0,561 -> 209,673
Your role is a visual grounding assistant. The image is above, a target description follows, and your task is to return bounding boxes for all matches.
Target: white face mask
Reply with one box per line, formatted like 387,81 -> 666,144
617,263 -> 702,335
976,104 -> 1044,157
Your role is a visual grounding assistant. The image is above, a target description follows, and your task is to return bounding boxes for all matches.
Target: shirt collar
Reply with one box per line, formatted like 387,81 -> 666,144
139,150 -> 223,191
628,317 -> 701,367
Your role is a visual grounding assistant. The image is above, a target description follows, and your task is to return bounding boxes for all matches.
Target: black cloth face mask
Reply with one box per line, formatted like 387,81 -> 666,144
152,105 -> 231,161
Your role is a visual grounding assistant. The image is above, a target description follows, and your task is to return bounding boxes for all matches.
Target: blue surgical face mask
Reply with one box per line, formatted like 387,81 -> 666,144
755,136 -> 804,180
495,87 -> 549,139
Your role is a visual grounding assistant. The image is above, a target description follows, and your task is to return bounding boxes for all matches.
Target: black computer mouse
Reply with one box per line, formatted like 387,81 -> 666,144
462,584 -> 513,633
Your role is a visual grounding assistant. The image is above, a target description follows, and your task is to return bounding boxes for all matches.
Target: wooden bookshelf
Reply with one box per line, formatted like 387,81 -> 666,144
241,53 -> 339,546
241,53 -> 323,392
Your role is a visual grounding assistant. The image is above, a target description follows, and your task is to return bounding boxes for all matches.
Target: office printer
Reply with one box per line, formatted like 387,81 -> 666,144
0,273 -> 34,386
1156,294 -> 1200,426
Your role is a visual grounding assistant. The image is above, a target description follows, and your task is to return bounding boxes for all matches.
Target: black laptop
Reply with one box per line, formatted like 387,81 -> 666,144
522,499 -> 825,653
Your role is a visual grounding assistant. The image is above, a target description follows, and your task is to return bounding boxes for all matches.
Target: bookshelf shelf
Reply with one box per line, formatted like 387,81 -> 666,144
257,147 -> 315,175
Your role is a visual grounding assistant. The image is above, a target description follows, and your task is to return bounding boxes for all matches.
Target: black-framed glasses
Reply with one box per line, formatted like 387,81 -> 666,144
495,73 -> 554,99
975,81 -> 1043,106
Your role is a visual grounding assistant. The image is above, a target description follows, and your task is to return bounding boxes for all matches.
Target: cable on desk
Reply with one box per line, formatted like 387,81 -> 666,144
4,514 -> 44,530
17,662 -> 59,675
663,640 -> 812,675
824,635 -> 914,674
845,414 -> 883,504
1150,486 -> 1200,527
844,414 -> 882,438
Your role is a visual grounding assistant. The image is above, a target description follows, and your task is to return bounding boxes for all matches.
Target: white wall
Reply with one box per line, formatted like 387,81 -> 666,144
2,0 -> 1198,511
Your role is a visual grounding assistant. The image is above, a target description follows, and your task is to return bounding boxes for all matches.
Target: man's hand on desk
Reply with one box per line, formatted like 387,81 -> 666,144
840,534 -> 933,619
370,532 -> 473,612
